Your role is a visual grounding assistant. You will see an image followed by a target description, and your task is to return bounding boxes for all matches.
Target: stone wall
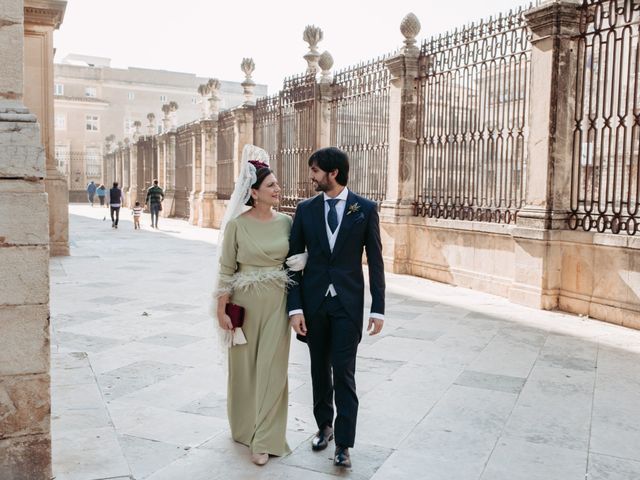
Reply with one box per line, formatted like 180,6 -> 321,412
0,1 -> 52,478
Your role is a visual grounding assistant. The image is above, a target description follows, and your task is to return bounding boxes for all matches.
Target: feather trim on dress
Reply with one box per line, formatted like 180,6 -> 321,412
213,268 -> 296,298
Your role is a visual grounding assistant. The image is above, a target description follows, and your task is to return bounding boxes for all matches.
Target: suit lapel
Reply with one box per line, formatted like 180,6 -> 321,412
331,191 -> 358,260
311,194 -> 331,257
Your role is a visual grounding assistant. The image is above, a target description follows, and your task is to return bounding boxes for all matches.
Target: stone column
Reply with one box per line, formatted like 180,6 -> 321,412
124,145 -> 130,201
379,12 -> 421,273
0,1 -> 52,479
233,106 -> 254,179
189,123 -> 202,225
23,0 -> 68,256
163,132 -> 176,217
115,144 -> 123,192
129,140 -> 138,207
198,119 -> 217,228
156,137 -> 163,189
509,0 -> 582,309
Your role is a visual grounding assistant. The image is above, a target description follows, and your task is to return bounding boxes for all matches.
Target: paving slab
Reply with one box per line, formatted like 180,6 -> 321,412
50,205 -> 640,479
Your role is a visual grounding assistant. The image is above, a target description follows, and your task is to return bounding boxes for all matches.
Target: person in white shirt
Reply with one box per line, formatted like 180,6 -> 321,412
131,201 -> 143,230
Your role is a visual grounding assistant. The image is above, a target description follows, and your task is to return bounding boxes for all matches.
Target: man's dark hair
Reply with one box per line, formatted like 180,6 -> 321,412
113,182 -> 118,188
308,147 -> 349,186
153,179 -> 158,185
245,167 -> 273,207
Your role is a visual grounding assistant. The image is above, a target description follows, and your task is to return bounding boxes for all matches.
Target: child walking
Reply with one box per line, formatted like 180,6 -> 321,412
132,201 -> 143,229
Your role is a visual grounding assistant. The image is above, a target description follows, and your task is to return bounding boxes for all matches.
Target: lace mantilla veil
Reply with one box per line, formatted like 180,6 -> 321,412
212,144 -> 271,349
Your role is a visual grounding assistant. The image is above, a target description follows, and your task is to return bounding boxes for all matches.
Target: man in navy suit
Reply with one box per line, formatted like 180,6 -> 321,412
287,147 -> 385,469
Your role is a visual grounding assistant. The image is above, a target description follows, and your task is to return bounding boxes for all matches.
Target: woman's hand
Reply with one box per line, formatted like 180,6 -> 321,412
218,311 -> 234,330
286,252 -> 308,272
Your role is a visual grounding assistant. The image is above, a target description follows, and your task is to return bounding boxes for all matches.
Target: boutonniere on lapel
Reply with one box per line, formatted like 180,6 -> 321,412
347,203 -> 361,215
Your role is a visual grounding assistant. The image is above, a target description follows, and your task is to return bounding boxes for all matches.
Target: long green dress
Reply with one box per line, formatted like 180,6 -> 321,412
217,212 -> 292,456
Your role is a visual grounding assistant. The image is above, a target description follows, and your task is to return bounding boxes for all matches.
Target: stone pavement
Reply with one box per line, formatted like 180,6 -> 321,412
50,204 -> 640,480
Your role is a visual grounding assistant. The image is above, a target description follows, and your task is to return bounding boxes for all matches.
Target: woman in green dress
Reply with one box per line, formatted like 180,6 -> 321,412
214,145 -> 305,466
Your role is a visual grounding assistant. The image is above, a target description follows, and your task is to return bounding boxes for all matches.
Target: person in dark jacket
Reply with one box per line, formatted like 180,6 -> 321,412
109,182 -> 124,229
86,181 -> 97,206
145,179 -> 165,229
287,147 -> 385,469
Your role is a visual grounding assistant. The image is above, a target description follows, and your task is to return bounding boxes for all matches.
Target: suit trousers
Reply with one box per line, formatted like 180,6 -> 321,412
307,295 -> 360,447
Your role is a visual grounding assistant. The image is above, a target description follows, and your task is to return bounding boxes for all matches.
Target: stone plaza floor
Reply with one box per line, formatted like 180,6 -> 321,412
50,204 -> 640,480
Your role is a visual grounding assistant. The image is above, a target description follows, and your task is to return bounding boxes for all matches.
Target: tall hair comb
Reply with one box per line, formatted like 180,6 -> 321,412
248,160 -> 269,170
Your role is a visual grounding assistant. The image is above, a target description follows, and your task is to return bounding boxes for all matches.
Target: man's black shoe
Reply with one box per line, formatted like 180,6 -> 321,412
311,425 -> 333,451
334,446 -> 351,468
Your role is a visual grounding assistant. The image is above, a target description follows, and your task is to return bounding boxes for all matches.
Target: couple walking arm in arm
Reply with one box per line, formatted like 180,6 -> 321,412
213,145 -> 385,469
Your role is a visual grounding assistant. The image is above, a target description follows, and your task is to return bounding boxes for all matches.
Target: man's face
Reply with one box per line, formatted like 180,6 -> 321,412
309,162 -> 334,192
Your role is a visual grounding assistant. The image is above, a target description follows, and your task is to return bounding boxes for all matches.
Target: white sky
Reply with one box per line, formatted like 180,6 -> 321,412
54,0 -> 533,93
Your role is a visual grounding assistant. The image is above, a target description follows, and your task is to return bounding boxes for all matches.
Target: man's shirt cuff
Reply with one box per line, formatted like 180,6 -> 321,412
369,312 -> 385,320
288,309 -> 304,317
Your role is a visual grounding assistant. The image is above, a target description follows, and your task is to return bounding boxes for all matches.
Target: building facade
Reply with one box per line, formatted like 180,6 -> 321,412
52,55 -> 267,201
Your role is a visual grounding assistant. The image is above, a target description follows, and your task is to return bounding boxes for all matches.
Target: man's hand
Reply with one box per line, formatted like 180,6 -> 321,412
290,313 -> 307,337
367,317 -> 384,336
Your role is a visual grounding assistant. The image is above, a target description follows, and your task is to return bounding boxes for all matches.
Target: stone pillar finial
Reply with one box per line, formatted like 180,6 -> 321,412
240,58 -> 256,106
400,13 -> 421,56
146,113 -> 156,135
105,134 -> 116,153
198,83 -> 210,119
169,101 -> 179,131
161,104 -> 172,133
303,25 -> 323,75
207,78 -> 221,118
319,50 -> 334,84
133,120 -> 142,141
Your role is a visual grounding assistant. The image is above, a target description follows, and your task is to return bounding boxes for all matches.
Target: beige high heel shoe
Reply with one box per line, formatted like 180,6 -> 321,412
251,453 -> 269,466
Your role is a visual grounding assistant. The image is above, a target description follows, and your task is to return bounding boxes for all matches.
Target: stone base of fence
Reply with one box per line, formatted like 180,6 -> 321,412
196,193 -> 217,228
381,215 -> 640,330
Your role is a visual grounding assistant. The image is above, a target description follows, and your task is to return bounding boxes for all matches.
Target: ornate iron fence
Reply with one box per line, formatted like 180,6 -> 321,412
414,8 -> 531,223
278,74 -> 317,213
330,57 -> 391,203
569,0 -> 640,235
217,110 -> 235,199
254,93 -> 281,177
175,124 -> 194,217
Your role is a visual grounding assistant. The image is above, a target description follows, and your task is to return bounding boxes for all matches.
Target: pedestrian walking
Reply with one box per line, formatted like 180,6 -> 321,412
96,184 -> 107,207
287,147 -> 385,470
109,182 -> 123,229
132,201 -> 143,229
213,145 -> 306,466
87,181 -> 97,206
145,180 -> 164,229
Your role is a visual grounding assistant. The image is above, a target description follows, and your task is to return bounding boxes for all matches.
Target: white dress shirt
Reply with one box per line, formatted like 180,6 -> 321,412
289,187 -> 384,321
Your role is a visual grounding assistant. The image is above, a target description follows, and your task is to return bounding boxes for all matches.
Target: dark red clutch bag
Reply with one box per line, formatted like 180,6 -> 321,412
225,303 -> 245,328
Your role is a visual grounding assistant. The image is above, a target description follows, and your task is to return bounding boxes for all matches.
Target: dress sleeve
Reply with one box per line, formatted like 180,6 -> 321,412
215,220 -> 238,296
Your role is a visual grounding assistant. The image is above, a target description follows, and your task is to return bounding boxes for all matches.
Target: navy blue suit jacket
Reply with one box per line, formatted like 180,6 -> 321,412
287,190 -> 385,330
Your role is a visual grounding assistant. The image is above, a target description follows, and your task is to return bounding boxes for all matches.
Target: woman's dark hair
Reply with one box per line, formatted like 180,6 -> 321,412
245,167 -> 273,206
308,147 -> 349,186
